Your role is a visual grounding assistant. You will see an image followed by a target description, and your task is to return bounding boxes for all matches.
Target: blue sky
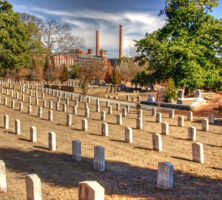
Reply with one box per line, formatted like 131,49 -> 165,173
9,0 -> 222,58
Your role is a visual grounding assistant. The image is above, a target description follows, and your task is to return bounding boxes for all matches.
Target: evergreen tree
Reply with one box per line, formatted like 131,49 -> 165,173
0,0 -> 30,74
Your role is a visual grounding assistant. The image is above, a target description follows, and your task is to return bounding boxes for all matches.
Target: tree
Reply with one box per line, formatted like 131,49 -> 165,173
136,0 -> 222,94
164,77 -> 177,102
133,70 -> 152,86
104,60 -> 112,83
19,13 -> 45,54
78,58 -> 107,95
71,64 -> 80,79
0,0 -> 30,74
41,18 -> 85,54
59,66 -> 70,83
44,55 -> 59,82
28,56 -> 43,81
78,58 -> 107,81
111,67 -> 121,85
116,57 -> 145,82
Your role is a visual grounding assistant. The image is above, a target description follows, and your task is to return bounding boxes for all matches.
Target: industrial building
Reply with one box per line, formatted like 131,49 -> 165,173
39,25 -> 124,69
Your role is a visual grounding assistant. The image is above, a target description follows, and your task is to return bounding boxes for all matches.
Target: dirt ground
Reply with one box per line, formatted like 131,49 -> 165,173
0,86 -> 222,200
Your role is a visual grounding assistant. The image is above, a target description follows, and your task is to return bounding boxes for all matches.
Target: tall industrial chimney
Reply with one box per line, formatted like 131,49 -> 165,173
96,30 -> 100,56
119,25 -> 123,58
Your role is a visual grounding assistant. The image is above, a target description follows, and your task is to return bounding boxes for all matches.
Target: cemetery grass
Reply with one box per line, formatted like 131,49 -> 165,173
0,93 -> 222,199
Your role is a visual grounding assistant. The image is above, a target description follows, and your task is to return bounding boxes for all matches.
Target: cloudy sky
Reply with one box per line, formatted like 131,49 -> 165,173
9,0 -> 222,58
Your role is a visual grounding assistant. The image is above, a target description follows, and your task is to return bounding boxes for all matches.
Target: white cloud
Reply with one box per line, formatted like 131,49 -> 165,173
13,5 -> 166,57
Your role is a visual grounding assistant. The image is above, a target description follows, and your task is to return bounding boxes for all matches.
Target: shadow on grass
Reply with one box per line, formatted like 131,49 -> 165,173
34,145 -> 50,150
211,167 -> 222,171
171,156 -> 192,162
214,119 -> 222,126
171,137 -> 189,141
89,133 -> 101,137
109,138 -> 125,143
207,144 -> 222,148
134,146 -> 153,151
18,138 -> 31,142
0,147 -> 222,198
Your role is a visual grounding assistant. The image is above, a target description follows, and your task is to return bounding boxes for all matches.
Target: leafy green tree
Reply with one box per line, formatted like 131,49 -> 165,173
133,70 -> 152,86
136,0 -> 222,94
0,0 -> 31,74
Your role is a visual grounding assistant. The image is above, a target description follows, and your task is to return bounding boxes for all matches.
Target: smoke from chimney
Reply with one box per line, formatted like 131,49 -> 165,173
119,25 -> 123,58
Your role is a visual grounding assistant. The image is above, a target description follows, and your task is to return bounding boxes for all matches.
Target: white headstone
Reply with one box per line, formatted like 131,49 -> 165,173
108,106 -> 112,114
169,110 -> 174,118
137,109 -> 143,119
78,181 -> 104,200
125,127 -> 133,143
152,108 -> 157,116
73,106 -> 77,115
72,140 -> 81,161
187,111 -> 193,121
136,118 -> 143,129
161,122 -> 169,135
152,133 -> 162,151
48,110 -> 53,121
19,102 -> 23,111
30,126 -> 37,142
48,132 -> 56,151
116,103 -> 120,110
122,108 -> 127,117
202,119 -> 209,131
26,174 -> 42,200
157,162 -> 173,189
82,119 -> 88,131
38,107 -> 42,118
63,104 -> 67,112
0,160 -> 7,193
117,114 -> 122,125
156,113 -> 162,123
192,142 -> 204,163
178,116 -> 184,127
188,127 -> 196,141
93,146 -> 105,172
208,113 -> 215,125
4,115 -> 9,129
67,114 -> 72,126
15,119 -> 21,135
101,111 -> 106,121
28,105 -> 32,115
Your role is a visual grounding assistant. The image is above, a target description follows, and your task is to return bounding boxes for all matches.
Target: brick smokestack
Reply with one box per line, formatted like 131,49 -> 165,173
96,30 -> 100,56
119,25 -> 123,58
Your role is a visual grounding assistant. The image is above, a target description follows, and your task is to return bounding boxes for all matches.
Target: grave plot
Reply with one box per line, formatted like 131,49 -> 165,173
0,82 -> 221,200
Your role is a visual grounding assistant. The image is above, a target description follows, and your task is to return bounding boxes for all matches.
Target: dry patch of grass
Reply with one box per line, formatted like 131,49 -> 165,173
0,88 -> 221,199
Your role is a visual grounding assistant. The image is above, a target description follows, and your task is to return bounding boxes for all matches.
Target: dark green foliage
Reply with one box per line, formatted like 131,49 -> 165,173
135,0 -> 222,94
133,70 -> 152,86
0,0 -> 30,73
71,64 -> 80,79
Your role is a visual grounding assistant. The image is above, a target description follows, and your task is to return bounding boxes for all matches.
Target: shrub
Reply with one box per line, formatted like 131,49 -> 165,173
164,78 -> 177,102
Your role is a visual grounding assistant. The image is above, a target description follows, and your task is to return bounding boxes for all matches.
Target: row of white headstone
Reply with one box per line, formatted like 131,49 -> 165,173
1,85 -> 209,164
0,159 -> 175,200
0,159 -> 105,200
